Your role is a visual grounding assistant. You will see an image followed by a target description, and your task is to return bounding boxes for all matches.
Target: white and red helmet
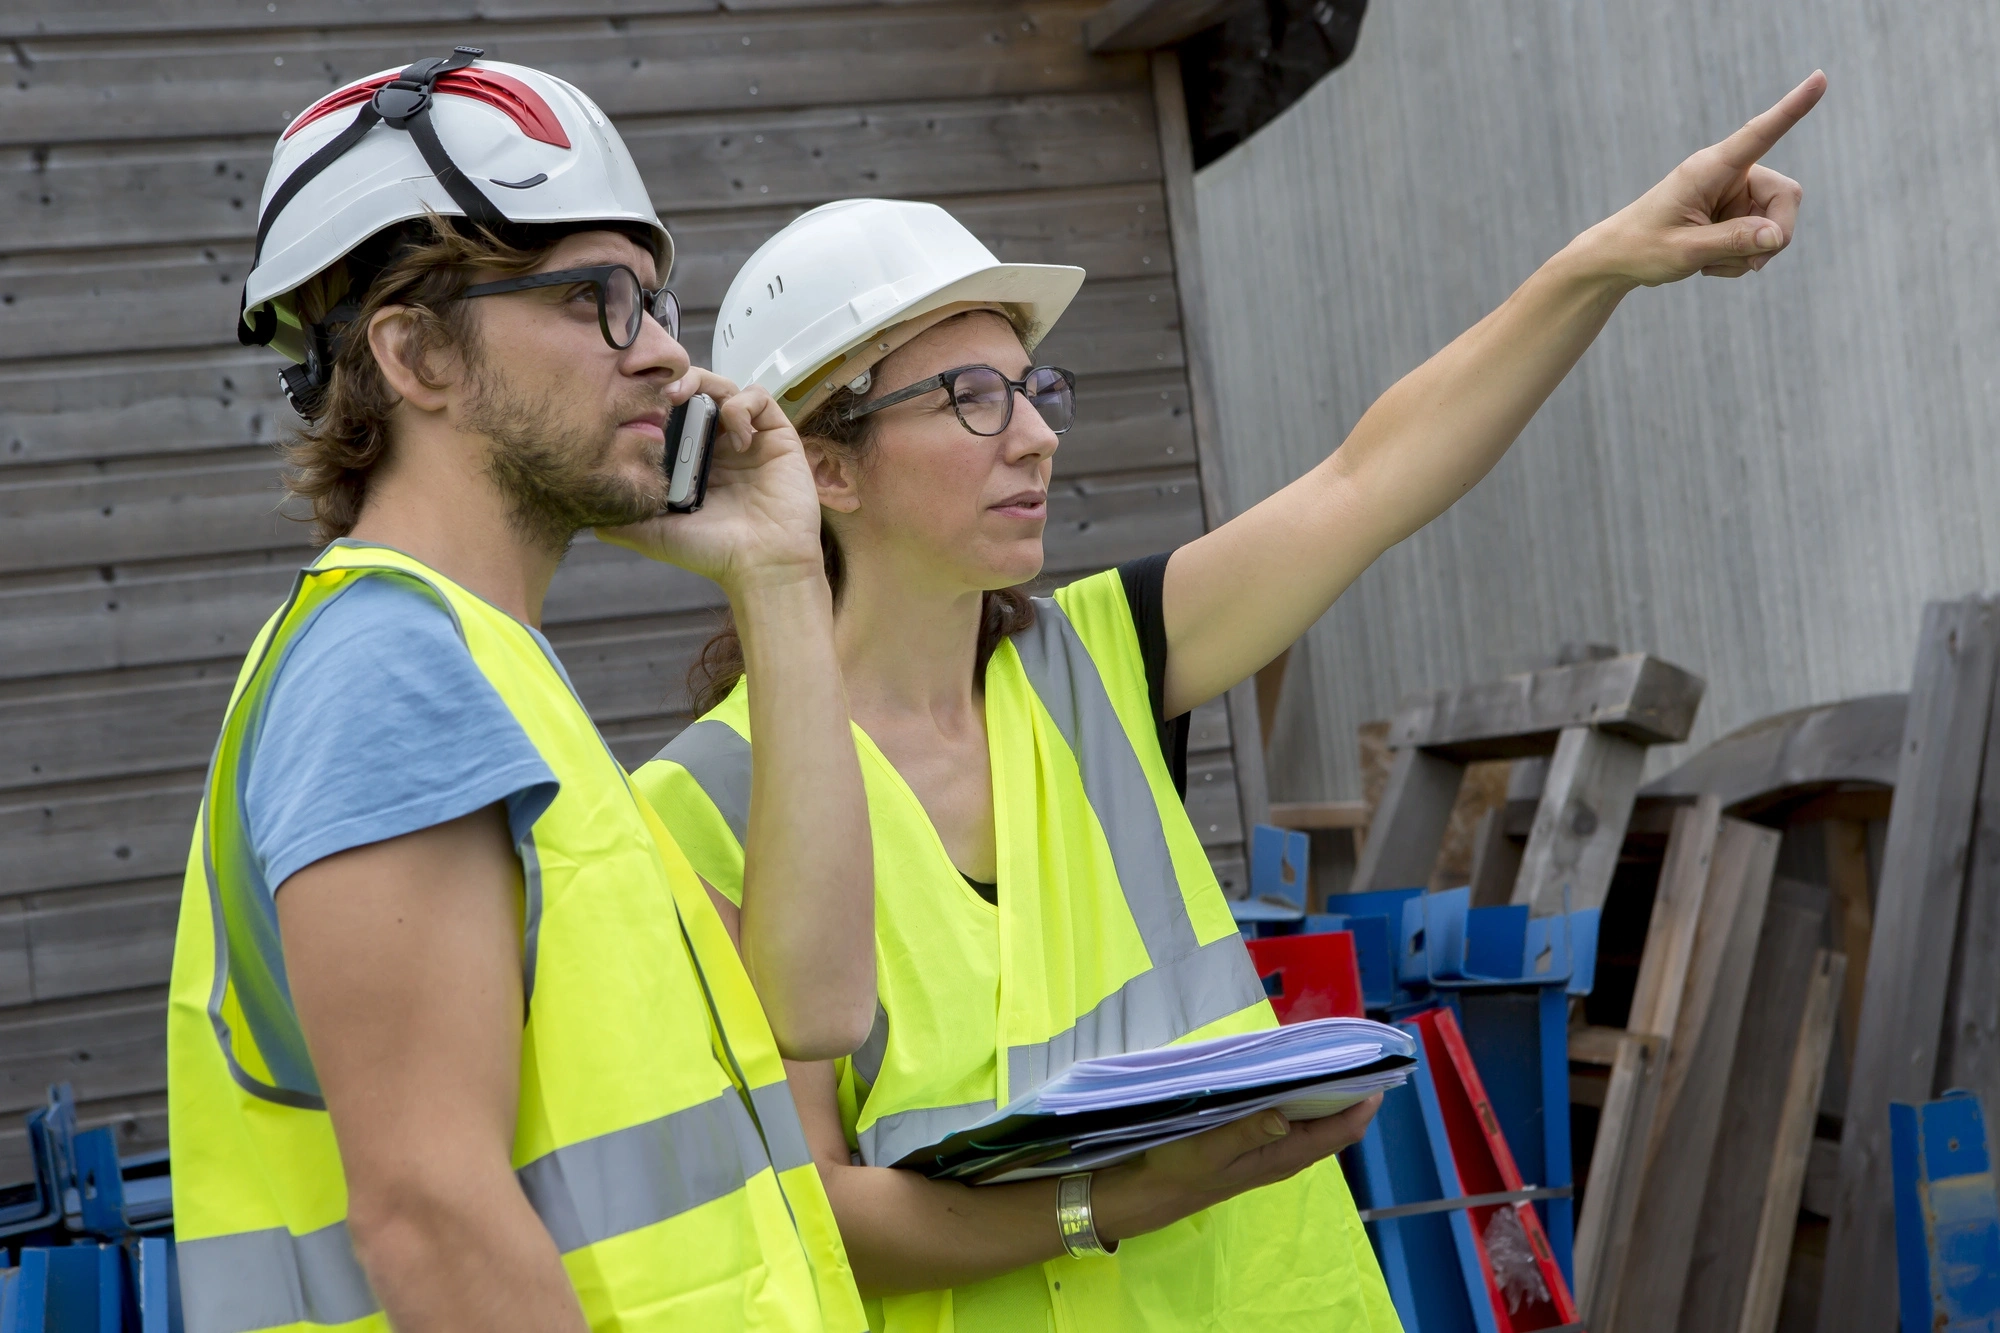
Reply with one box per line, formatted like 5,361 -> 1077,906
239,47 -> 671,411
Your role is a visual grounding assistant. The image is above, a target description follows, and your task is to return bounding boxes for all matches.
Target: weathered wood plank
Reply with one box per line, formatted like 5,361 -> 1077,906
1822,595 -> 2000,1333
1615,817 -> 1779,1333
0,474 -> 1203,792
1085,0 -> 1239,52
1679,889 -> 1828,1333
1939,632 -> 2000,1136
15,878 -> 181,1003
1574,1029 -> 1668,1329
1639,694 -> 1907,813
1625,796 -> 1720,1047
1390,653 -> 1705,760
0,184 -> 1177,364
1512,725 -> 1647,916
1822,817 -> 1873,1070
2,7 -> 1134,148
1347,747 -> 1465,893
0,985 -> 169,1116
1,0 -> 972,41
3,91 -> 1161,255
1148,48 -> 1267,840
1738,950 -> 1845,1333
0,776 -> 203,900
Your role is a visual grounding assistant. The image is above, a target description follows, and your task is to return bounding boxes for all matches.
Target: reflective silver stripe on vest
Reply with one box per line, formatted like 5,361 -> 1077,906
856,1099 -> 999,1169
656,718 -> 753,842
1007,933 -> 1263,1093
852,1003 -> 890,1088
1006,599 -> 1266,1089
518,1087 -> 775,1254
178,1220 -> 376,1333
749,1079 -> 816,1173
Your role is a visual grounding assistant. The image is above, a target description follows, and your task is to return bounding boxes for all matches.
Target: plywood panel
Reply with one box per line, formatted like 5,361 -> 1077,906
1194,0 -> 2000,806
2,6 -> 1130,147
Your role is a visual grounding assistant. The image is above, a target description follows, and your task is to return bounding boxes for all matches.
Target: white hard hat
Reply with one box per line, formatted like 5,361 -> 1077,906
238,46 -> 671,413
713,199 -> 1085,422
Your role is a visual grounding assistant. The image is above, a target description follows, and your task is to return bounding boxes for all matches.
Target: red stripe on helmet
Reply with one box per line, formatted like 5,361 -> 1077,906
283,68 -> 572,149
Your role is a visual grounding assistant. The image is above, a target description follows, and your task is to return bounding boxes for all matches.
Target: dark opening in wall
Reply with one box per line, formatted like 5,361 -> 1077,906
1180,0 -> 1369,170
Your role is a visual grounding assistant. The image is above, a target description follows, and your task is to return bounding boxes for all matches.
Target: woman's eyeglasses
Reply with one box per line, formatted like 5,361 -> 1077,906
845,364 -> 1077,437
460,264 -> 680,350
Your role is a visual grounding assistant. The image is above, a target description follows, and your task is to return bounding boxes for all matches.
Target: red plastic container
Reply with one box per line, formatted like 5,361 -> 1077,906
1244,930 -> 1365,1024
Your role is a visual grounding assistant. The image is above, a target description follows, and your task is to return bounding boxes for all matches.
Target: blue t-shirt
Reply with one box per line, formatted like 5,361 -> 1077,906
242,574 -> 561,896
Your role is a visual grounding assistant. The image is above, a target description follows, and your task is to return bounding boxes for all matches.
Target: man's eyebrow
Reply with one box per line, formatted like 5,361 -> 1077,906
541,254 -> 658,283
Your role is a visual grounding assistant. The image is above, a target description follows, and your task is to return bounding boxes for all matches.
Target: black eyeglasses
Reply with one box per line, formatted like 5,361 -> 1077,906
845,364 -> 1077,437
459,264 -> 680,350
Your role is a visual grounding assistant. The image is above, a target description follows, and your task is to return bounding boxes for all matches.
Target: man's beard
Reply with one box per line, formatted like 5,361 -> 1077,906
464,361 -> 665,554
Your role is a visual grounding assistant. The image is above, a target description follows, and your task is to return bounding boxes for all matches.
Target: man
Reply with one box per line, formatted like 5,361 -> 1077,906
166,51 -> 873,1331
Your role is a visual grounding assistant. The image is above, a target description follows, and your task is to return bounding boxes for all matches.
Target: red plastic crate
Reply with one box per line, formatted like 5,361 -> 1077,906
1245,930 -> 1364,1024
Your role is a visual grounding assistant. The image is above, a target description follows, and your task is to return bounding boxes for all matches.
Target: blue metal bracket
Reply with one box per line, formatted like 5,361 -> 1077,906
1398,887 -> 1600,996
1892,1089 -> 2000,1333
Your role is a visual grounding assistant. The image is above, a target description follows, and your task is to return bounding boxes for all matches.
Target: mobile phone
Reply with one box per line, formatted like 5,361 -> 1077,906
664,392 -> 718,513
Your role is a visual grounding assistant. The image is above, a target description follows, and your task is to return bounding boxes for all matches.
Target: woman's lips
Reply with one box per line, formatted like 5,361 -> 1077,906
990,494 -> 1047,519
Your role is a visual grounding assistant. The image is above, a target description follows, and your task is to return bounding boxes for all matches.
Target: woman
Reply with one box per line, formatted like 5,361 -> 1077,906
634,72 -> 1823,1330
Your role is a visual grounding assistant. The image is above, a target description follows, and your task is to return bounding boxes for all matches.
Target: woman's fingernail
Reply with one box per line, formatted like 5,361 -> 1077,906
1756,224 -> 1782,249
1262,1113 -> 1289,1138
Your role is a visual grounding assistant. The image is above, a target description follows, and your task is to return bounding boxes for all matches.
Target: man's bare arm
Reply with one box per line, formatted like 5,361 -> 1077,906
279,805 -> 586,1331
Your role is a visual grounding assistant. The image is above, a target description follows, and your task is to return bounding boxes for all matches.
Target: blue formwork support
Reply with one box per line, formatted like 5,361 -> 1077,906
1350,1052 -> 1494,1333
1891,1090 -> 2000,1333
1309,887 -> 1427,1010
135,1238 -> 180,1333
0,1244 -> 123,1333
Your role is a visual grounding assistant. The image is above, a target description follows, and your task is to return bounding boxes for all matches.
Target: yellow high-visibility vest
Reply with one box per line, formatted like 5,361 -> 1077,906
166,541 -> 864,1333
635,569 -> 1400,1332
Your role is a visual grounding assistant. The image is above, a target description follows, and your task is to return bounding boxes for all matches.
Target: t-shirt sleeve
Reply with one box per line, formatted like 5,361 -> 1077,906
242,574 -> 560,893
1116,551 -> 1191,797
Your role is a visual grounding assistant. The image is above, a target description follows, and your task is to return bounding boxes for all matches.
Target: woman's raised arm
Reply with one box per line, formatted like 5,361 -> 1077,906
1158,71 -> 1825,719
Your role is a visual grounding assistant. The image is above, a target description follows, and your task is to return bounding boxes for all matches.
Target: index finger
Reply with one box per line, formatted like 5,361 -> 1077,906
1712,70 -> 1826,169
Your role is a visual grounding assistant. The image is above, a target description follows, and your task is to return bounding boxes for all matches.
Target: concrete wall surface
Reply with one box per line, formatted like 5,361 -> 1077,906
1193,0 -> 1999,800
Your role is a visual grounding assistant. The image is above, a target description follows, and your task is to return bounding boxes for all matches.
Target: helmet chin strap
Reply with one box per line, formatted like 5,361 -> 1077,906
242,46 -> 507,418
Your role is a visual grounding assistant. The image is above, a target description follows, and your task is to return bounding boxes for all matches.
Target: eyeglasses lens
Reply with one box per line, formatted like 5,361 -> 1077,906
600,267 -> 642,348
951,367 -> 1013,436
1026,367 -> 1074,434
651,288 -> 681,342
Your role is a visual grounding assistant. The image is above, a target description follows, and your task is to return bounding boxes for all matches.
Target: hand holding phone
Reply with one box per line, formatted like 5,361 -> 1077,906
664,392 -> 718,513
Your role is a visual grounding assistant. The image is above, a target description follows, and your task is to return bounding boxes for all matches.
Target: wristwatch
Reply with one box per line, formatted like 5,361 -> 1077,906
1056,1172 -> 1119,1259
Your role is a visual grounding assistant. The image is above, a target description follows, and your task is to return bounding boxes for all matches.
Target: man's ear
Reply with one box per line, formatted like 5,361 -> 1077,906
367,306 -> 456,412
803,437 -> 862,515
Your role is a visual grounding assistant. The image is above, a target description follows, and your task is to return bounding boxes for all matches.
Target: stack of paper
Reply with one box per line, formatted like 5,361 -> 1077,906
891,1017 -> 1416,1184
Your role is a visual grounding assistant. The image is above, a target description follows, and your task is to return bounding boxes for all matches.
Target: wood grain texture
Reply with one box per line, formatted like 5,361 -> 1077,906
1391,653 -> 1704,758
1613,816 -> 1779,1333
0,0 -> 1250,1157
1678,889 -> 1828,1333
1738,949 -> 1846,1333
1192,0 -> 2000,809
1573,1028 -> 1668,1329
1626,796 -> 1721,1045
1348,746 -> 1465,893
1,7 -> 1134,147
1512,725 -> 1646,916
1822,596 -> 2000,1333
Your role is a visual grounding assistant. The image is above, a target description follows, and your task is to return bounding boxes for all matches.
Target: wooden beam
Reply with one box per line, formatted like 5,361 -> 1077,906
1267,799 -> 1370,830
1822,596 -> 2000,1333
1939,681 -> 2000,1123
1822,818 -> 1874,1070
1737,950 -> 1847,1333
1348,747 -> 1466,893
1626,797 -> 1722,1047
1640,693 -> 1907,810
1511,725 -> 1648,916
1569,1024 -> 1629,1068
1677,887 -> 1828,1333
1390,653 -> 1705,761
1613,817 -> 1780,1333
1084,0 -> 1244,52
1573,1030 -> 1669,1329
1148,48 -> 1270,842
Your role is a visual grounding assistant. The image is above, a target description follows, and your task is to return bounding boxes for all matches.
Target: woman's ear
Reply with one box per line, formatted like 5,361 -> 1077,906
367,305 -> 455,412
803,437 -> 863,515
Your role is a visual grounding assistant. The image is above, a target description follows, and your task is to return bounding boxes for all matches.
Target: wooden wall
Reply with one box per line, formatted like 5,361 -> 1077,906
1192,0 -> 2000,806
0,2 -> 1257,1181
